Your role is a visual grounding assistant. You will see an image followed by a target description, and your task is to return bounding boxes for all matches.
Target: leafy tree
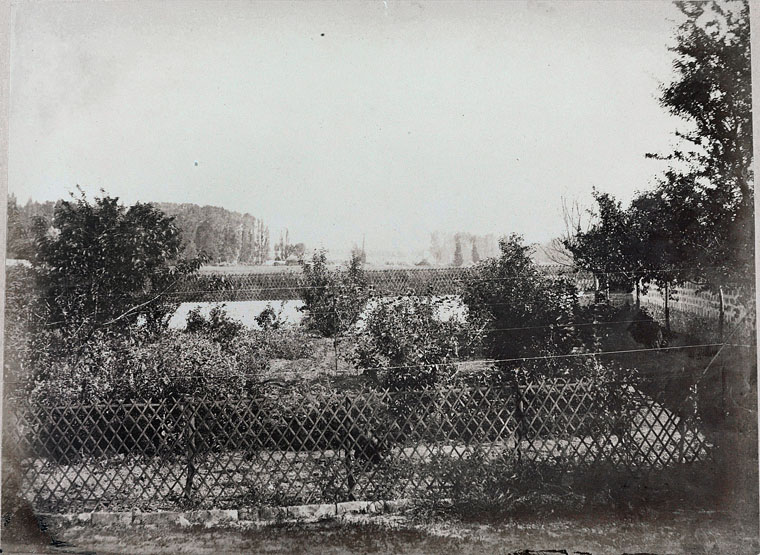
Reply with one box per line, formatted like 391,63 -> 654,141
32,191 -> 204,346
351,295 -> 482,389
462,234 -> 579,365
299,250 -> 372,370
648,0 -> 753,289
563,190 -> 647,301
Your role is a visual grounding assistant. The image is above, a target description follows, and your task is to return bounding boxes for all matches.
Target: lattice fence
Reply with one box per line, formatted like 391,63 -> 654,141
171,266 -> 595,302
3,379 -> 713,514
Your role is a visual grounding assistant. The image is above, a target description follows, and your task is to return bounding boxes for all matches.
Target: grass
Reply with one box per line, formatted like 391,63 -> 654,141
11,509 -> 759,554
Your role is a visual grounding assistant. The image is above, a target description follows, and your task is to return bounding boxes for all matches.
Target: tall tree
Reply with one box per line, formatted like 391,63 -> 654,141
453,235 -> 464,267
471,240 -> 480,264
649,0 -> 753,289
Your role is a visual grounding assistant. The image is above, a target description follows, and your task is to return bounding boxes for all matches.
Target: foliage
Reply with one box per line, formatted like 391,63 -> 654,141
350,295 -> 483,390
563,190 -> 645,295
299,250 -> 371,338
235,327 -> 313,365
255,304 -> 285,331
6,195 -> 35,260
3,266 -> 60,385
418,451 -> 715,521
28,329 -> 253,405
471,241 -> 480,264
627,307 -> 668,348
185,304 -> 245,351
273,229 -> 303,262
429,231 -> 498,266
461,234 -> 580,365
31,191 -> 204,347
565,1 -> 753,299
649,0 -> 753,289
154,202 -> 271,264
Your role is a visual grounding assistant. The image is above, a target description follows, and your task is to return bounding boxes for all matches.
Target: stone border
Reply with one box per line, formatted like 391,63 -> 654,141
36,499 -> 414,529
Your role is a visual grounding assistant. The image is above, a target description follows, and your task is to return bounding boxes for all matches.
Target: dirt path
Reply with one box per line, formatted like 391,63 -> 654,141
5,509 -> 757,554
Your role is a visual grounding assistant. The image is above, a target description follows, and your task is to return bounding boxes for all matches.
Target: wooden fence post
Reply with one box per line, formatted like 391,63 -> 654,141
512,379 -> 524,463
184,401 -> 197,502
664,281 -> 670,333
718,286 -> 725,343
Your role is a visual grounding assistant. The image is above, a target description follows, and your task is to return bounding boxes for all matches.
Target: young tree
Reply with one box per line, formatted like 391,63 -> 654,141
351,295 -> 482,389
32,191 -> 204,346
462,234 -> 579,364
563,190 -> 644,301
300,250 -> 372,370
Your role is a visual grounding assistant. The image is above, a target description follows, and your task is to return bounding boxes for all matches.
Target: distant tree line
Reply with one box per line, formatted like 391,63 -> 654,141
273,228 -> 306,262
429,232 -> 498,267
6,197 -> 295,266
155,202 -> 271,264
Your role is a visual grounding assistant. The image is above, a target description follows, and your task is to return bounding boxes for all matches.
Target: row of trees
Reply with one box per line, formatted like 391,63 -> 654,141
7,196 -> 284,266
430,232 -> 499,267
560,1 -> 753,310
153,202 -> 271,264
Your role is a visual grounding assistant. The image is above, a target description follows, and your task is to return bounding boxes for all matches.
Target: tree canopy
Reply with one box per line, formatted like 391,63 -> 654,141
32,191 -> 203,344
569,0 -> 753,295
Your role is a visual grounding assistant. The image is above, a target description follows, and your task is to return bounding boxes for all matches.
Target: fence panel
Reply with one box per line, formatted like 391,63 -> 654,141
171,266 -> 594,302
4,380 -> 714,513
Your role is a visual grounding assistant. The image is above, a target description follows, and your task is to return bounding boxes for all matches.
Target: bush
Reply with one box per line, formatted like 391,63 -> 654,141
256,304 -> 285,331
235,327 -> 312,367
31,191 -> 203,346
350,295 -> 483,391
627,307 -> 668,348
29,329 -> 254,406
185,304 -> 245,350
417,447 -> 699,521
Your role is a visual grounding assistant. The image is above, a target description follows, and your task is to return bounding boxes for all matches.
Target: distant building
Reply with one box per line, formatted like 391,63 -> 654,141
285,254 -> 300,266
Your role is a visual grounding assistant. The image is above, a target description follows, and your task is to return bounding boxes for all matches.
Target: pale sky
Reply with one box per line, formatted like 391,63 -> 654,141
9,0 -> 685,255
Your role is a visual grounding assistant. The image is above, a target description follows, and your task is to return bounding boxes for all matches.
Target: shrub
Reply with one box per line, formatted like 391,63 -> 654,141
185,304 -> 245,350
627,307 -> 668,348
235,327 -> 312,369
350,295 -> 483,391
417,448 -> 704,521
31,191 -> 203,346
256,304 -> 285,331
29,328 -> 253,406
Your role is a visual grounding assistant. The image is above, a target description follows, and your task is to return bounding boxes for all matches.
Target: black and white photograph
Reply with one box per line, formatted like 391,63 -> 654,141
1,1 -> 757,553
